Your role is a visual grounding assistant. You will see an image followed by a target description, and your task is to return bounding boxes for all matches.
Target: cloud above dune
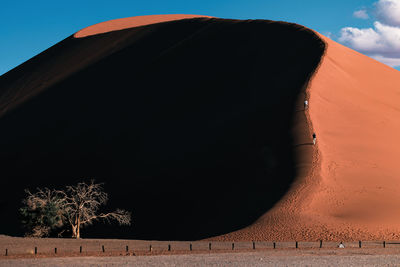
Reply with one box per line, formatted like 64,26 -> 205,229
339,0 -> 400,68
375,0 -> 400,26
339,22 -> 400,57
370,55 -> 400,67
353,9 -> 369,19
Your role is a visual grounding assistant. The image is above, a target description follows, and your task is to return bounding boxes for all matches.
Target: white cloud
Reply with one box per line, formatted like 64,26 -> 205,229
338,0 -> 400,68
375,0 -> 400,26
339,22 -> 400,57
370,55 -> 400,67
353,9 -> 369,19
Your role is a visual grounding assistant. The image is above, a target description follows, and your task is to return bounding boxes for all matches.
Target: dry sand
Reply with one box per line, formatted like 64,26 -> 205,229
2,13 -> 400,243
2,15 -> 400,265
0,15 -> 324,240
216,34 -> 400,242
74,14 -> 211,38
307,36 -> 400,239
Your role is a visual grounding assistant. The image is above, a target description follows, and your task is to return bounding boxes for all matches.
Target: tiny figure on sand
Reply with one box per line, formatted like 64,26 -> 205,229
304,100 -> 308,110
313,133 -> 316,145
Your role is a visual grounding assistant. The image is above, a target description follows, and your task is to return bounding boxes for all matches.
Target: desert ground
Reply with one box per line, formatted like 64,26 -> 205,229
1,236 -> 400,266
4,250 -> 400,267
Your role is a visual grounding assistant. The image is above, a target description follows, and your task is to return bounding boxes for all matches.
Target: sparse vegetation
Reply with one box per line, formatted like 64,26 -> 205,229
20,188 -> 65,237
20,180 -> 131,238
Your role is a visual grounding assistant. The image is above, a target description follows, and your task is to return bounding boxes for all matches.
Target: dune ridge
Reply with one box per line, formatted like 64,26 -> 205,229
74,14 -> 211,38
0,16 -> 325,240
215,33 -> 400,242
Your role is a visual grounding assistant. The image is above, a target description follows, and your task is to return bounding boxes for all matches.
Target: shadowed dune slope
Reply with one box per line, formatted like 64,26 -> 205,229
0,16 -> 325,240
216,35 -> 400,242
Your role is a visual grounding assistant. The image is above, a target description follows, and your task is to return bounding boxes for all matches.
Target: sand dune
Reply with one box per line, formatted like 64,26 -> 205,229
309,36 -> 400,239
0,16 -> 324,240
1,14 -> 399,242
75,14 -> 211,38
216,34 -> 400,242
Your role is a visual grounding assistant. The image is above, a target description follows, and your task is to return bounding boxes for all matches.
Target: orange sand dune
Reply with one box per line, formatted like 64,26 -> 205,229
2,14 -> 400,241
0,16 -> 325,240
75,14 -> 211,38
309,36 -> 400,239
75,16 -> 400,241
217,34 -> 400,242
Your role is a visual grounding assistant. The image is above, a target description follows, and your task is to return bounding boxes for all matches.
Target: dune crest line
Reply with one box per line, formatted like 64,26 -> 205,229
216,30 -> 400,242
74,14 -> 211,38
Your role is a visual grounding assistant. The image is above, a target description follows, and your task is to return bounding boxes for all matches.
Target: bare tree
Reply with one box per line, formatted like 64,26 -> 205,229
20,188 -> 65,237
57,181 -> 131,239
20,181 -> 131,239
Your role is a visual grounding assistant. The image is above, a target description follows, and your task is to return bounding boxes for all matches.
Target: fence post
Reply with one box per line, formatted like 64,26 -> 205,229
54,247 -> 57,254
34,247 -> 37,255
168,244 -> 171,251
190,243 -> 192,251
383,241 -> 386,248
273,242 -> 276,249
102,245 -> 105,252
126,245 -> 129,252
253,241 -> 255,250
5,249 -> 7,256
79,246 -> 82,253
320,240 -> 323,248
296,241 -> 298,248
359,241 -> 361,248
232,243 -> 234,250
149,245 -> 152,252
209,243 -> 211,250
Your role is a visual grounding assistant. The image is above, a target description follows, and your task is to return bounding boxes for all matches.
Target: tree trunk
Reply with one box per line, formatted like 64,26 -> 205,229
72,214 -> 79,238
76,216 -> 81,239
72,225 -> 77,238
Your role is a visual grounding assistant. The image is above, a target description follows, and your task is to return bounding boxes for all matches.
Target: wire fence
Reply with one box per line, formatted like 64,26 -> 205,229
1,240 -> 398,257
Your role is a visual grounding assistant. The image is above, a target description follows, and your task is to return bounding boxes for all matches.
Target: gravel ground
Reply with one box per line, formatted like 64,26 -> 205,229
2,249 -> 400,266
2,236 -> 400,266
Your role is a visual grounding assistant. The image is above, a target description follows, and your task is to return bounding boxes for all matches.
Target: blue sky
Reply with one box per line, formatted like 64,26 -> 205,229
2,0 -> 399,75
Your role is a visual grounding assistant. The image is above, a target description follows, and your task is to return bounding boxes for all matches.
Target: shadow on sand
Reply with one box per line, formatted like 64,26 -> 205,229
0,18 -> 325,240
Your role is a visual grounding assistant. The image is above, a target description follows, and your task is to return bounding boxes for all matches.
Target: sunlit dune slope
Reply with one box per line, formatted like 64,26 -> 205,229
75,14 -> 211,38
216,34 -> 400,242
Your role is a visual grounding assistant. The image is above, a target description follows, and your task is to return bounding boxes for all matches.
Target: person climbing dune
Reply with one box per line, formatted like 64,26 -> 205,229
304,100 -> 308,110
313,133 -> 316,145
